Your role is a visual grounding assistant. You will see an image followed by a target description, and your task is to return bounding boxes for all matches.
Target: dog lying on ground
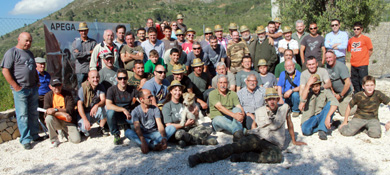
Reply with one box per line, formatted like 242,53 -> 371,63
180,92 -> 204,126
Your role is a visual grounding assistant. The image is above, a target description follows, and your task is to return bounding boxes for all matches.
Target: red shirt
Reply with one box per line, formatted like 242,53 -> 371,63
347,34 -> 373,67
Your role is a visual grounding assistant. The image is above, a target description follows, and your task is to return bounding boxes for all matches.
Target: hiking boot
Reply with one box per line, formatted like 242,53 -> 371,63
23,143 -> 32,150
178,140 -> 187,148
113,134 -> 122,145
33,136 -> 45,142
188,154 -> 201,168
292,112 -> 300,118
233,130 -> 244,142
318,131 -> 327,140
99,126 -> 110,137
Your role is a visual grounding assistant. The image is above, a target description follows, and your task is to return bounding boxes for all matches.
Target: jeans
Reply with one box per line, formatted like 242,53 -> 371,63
301,102 -> 334,135
12,86 -> 40,144
77,73 -> 88,89
125,125 -> 176,149
285,91 -> 300,113
106,109 -> 133,136
351,65 -> 368,93
212,107 -> 243,134
77,107 -> 107,134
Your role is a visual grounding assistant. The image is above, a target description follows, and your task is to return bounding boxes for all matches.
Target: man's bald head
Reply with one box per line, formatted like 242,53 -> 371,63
284,59 -> 295,74
17,32 -> 32,50
103,29 -> 114,45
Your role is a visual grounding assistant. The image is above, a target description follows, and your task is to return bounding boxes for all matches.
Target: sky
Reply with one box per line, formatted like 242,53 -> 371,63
0,0 -> 73,36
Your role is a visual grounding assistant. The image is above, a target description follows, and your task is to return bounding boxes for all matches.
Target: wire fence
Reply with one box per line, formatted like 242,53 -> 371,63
0,18 -> 40,36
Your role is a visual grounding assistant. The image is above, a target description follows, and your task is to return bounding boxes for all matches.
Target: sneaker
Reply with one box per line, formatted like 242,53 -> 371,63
233,130 -> 244,142
23,143 -> 32,150
113,134 -> 122,145
58,130 -> 68,142
99,127 -> 110,137
318,131 -> 327,140
51,139 -> 60,148
292,112 -> 300,118
188,154 -> 201,168
83,131 -> 90,137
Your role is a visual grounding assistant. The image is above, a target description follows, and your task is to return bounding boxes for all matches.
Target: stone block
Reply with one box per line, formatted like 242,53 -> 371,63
12,129 -> 20,139
13,124 -> 18,130
0,122 -> 7,131
7,122 -> 14,127
0,131 -> 12,142
0,109 -> 15,120
6,127 -> 14,134
11,117 -> 17,123
0,136 -> 3,144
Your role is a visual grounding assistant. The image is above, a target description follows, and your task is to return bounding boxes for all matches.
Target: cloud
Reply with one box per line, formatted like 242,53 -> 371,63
10,0 -> 73,15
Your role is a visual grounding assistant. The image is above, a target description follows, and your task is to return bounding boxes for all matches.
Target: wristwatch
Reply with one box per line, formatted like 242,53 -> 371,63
339,94 -> 344,99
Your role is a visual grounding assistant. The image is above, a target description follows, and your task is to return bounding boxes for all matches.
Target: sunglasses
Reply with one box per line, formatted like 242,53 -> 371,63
172,25 -> 177,26
187,34 -> 194,37
193,47 -> 201,50
177,34 -> 184,36
309,27 -> 318,30
147,95 -> 154,99
353,28 -> 361,31
331,24 -> 339,27
117,76 -> 128,80
155,71 -> 166,74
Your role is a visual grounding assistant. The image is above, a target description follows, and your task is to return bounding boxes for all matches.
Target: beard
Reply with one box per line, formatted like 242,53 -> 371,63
286,69 -> 295,74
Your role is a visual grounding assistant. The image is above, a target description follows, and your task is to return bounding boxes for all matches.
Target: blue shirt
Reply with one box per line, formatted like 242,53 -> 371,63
141,39 -> 165,62
277,70 -> 301,94
37,70 -> 51,96
324,30 -> 349,57
142,77 -> 170,104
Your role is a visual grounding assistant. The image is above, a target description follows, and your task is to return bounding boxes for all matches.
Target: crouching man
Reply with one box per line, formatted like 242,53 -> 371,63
44,78 -> 81,147
125,89 -> 176,154
188,88 -> 306,167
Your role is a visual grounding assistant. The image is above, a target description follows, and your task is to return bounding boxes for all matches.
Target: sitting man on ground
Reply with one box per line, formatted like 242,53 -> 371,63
188,88 -> 306,167
339,76 -> 390,138
299,74 -> 339,140
77,70 -> 108,137
125,89 -> 176,154
277,59 -> 301,117
44,78 -> 81,147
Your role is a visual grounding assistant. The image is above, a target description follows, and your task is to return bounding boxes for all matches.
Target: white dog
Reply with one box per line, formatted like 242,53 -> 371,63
180,92 -> 204,126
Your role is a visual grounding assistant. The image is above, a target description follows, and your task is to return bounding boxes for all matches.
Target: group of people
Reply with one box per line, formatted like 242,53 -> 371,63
2,14 -> 390,167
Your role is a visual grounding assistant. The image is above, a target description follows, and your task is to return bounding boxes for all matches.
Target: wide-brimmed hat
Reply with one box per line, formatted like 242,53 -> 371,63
265,88 -> 279,99
273,17 -> 282,23
214,24 -> 223,32
177,14 -> 184,20
50,78 -> 62,86
186,28 -> 196,35
35,57 -> 46,63
171,64 -> 185,74
228,23 -> 238,30
256,25 -> 266,34
257,59 -> 267,66
204,27 -> 213,34
240,25 -> 250,32
312,74 -> 322,85
168,80 -> 185,91
176,29 -> 184,35
283,26 -> 292,33
191,58 -> 204,67
78,22 -> 89,31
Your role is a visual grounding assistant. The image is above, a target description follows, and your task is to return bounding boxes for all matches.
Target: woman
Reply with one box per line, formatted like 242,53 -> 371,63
162,80 -> 217,148
170,21 -> 178,40
181,28 -> 196,54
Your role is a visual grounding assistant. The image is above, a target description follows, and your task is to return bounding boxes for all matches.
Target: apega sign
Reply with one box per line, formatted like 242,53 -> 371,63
42,20 -> 130,90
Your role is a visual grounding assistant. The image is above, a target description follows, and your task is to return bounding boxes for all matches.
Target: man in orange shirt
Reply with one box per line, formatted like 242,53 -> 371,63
347,22 -> 373,92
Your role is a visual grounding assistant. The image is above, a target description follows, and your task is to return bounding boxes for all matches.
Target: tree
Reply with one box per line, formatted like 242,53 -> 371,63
276,0 -> 389,33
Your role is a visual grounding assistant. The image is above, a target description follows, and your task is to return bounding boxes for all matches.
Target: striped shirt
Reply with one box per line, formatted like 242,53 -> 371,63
237,86 -> 266,113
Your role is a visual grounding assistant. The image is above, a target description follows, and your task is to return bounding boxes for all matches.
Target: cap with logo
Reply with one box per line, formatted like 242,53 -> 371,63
50,78 -> 62,86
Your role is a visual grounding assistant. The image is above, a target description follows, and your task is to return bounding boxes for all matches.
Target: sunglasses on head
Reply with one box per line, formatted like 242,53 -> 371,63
309,27 -> 318,30
117,76 -> 128,80
155,70 -> 166,74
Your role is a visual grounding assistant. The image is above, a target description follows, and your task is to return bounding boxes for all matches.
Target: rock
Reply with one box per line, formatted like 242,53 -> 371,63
0,131 -> 12,142
13,125 -> 18,130
0,109 -> 16,120
11,117 -> 17,123
0,122 -> 7,131
7,122 -> 14,127
12,129 -> 20,139
0,136 -> 3,144
6,127 -> 14,134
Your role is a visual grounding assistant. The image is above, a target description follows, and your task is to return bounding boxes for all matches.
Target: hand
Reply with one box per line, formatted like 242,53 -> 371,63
185,119 -> 195,127
90,105 -> 99,117
140,138 -> 149,154
322,59 -> 325,65
199,101 -> 208,110
325,118 -> 332,129
89,50 -> 93,54
13,85 -> 22,92
338,122 -> 347,129
268,37 -> 274,46
65,114 -> 72,122
299,102 -> 305,112
385,121 -> 390,131
161,138 -> 168,150
293,141 -> 307,146
335,94 -> 341,101
234,112 -> 245,123
74,49 -> 79,53
46,108 -> 56,115
123,109 -> 132,120
332,43 -> 340,49
307,75 -> 318,86
278,98 -> 284,105
284,89 -> 293,99
247,113 -> 255,120
83,119 -> 91,131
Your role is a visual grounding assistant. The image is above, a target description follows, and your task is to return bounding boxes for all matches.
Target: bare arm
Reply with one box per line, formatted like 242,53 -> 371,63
339,78 -> 351,97
300,45 -> 306,65
106,99 -> 132,119
369,49 -> 373,57
2,68 -> 21,91
134,121 -> 149,154
321,46 -> 326,65
214,102 -> 243,122
286,111 -> 307,145
339,104 -> 351,129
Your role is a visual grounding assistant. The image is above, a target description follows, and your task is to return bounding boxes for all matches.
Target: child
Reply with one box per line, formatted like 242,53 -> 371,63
257,59 -> 277,88
339,75 -> 390,138
144,49 -> 167,73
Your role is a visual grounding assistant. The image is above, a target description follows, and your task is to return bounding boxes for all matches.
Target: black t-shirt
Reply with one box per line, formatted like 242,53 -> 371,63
106,85 -> 138,111
166,75 -> 193,93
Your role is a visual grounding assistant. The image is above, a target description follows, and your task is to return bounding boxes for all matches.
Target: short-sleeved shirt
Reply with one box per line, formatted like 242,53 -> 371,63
162,101 -> 184,124
212,72 -> 236,89
37,70 -> 51,96
277,70 -> 301,94
166,75 -> 193,93
188,72 -> 210,100
141,39 -> 165,61
162,38 -> 179,51
120,44 -> 144,70
237,86 -> 266,114
106,85 -> 138,111
186,51 -> 209,73
200,39 -> 209,49
292,32 -> 309,47
77,83 -> 106,111
347,35 -> 373,67
72,37 -> 97,73
274,61 -> 302,78
99,67 -> 118,90
260,73 -> 277,88
203,44 -> 227,76
278,39 -> 299,62
349,90 -> 390,120
235,70 -> 262,88
300,67 -> 330,87
131,105 -> 160,133
182,42 -> 193,54
301,89 -> 339,124
144,57 -> 167,73
325,61 -> 352,94
1,47 -> 37,88
142,77 -> 170,104
301,35 -> 325,62
209,89 -> 240,119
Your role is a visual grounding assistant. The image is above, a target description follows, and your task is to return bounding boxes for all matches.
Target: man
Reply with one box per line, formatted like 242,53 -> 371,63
292,20 -> 309,66
113,25 -> 126,51
90,29 -> 119,71
211,62 -> 236,91
236,56 -> 262,91
135,28 -> 146,46
240,25 -> 255,45
166,48 -> 186,76
144,18 -> 164,39
106,68 -> 138,145
237,74 -> 266,129
249,25 -> 278,73
226,22 -> 238,41
163,45 -> 187,65
209,75 -> 245,139
267,21 -> 283,54
72,22 -> 97,88
299,74 -> 339,140
162,25 -> 179,51
175,29 -> 186,46
1,32 -> 41,149
274,49 -> 302,80
44,78 -> 81,147
214,24 -> 228,51
141,27 -> 165,61
299,56 -> 331,96
266,17 -> 283,34
142,65 -> 170,107
128,60 -> 149,90
35,57 -> 51,118
277,59 -> 301,117
125,89 -> 176,154
226,30 -> 250,74
99,53 -> 118,90
77,70 -> 108,137
278,26 -> 299,63
324,19 -> 349,64
185,42 -> 209,74
300,22 -> 326,68
120,31 -> 144,71
176,14 -> 187,32
347,22 -> 373,93
325,50 -> 354,117
188,58 -> 210,110
188,88 -> 306,167
203,35 -> 227,77
166,64 -> 193,93
200,27 -> 213,49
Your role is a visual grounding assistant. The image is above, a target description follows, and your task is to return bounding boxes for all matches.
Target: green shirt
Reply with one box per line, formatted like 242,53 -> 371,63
350,90 -> 390,120
209,89 -> 240,119
301,89 -> 339,124
144,57 -> 167,73
274,61 -> 302,78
